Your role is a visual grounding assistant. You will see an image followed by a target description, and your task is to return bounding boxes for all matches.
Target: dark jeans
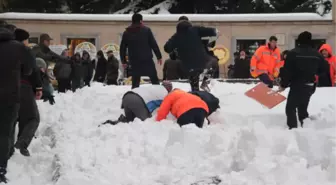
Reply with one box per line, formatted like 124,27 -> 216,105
15,85 -> 40,149
57,78 -> 71,93
258,73 -> 273,88
0,103 -> 19,169
132,75 -> 159,89
286,84 -> 315,129
177,108 -> 207,128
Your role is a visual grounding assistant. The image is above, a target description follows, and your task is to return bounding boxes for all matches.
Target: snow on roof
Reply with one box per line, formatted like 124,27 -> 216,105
0,12 -> 332,22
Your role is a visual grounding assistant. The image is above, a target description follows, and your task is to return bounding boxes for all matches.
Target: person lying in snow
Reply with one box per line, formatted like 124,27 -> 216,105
101,81 -> 173,125
156,89 -> 209,128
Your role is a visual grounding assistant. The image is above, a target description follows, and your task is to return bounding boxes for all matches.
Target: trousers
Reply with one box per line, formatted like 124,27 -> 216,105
0,103 -> 19,169
177,108 -> 207,128
286,84 -> 315,129
259,73 -> 273,88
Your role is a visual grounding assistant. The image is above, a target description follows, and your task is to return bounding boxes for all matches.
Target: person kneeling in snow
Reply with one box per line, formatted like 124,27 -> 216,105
102,81 -> 173,125
156,89 -> 209,128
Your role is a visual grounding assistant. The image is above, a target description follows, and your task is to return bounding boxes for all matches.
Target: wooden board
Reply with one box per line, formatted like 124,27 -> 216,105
245,83 -> 286,109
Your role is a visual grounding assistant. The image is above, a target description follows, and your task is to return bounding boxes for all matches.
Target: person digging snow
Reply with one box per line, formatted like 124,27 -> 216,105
156,89 -> 209,128
101,81 -> 173,125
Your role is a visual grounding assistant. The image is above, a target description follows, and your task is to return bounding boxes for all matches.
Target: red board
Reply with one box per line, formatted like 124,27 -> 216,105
245,83 -> 286,109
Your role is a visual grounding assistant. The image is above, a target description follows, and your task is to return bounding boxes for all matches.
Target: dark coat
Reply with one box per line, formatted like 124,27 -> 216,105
163,59 -> 184,80
233,57 -> 251,79
81,51 -> 95,81
0,28 -> 34,105
206,55 -> 220,78
71,53 -> 84,81
164,21 -> 215,72
280,44 -> 331,88
106,55 -> 119,81
94,51 -> 107,82
54,57 -> 72,80
21,67 -> 43,93
31,43 -> 68,66
120,23 -> 162,76
189,91 -> 220,116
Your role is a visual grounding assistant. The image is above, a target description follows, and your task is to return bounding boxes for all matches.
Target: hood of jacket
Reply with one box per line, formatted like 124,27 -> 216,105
0,27 -> 15,42
126,23 -> 144,33
82,50 -> 91,60
319,44 -> 333,57
176,21 -> 192,33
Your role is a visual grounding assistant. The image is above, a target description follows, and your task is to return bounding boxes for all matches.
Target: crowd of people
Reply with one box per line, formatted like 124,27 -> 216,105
0,12 -> 335,184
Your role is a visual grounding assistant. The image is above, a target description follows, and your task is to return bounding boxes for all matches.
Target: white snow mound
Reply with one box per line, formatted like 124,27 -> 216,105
6,82 -> 336,185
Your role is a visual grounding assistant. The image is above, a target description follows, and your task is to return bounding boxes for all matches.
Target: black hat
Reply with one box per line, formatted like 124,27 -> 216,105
39,33 -> 53,42
297,31 -> 312,45
106,50 -> 114,54
14,28 -> 29,42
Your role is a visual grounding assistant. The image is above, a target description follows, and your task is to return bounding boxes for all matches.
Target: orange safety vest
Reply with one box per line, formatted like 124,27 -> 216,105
250,45 -> 281,79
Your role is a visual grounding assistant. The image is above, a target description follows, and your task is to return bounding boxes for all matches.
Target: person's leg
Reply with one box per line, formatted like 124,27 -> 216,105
193,109 -> 207,128
258,73 -> 273,88
298,86 -> 315,126
57,79 -> 66,93
177,108 -> 206,128
123,93 -> 151,121
124,107 -> 136,122
0,104 -> 19,182
285,88 -> 299,129
149,71 -> 160,85
188,70 -> 200,91
16,85 -> 40,156
132,76 -> 141,89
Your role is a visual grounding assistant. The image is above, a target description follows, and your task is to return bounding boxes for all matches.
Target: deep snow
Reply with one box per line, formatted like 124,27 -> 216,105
6,81 -> 336,185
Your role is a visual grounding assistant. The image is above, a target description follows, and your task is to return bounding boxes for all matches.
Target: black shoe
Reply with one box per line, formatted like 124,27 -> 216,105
0,168 -> 7,184
19,148 -> 30,157
118,115 -> 128,123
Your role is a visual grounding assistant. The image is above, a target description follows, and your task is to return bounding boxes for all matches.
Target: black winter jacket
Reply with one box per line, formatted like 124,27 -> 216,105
120,23 -> 162,65
94,51 -> 107,82
163,59 -> 184,80
280,45 -> 331,88
106,55 -> 119,81
164,21 -> 216,72
0,28 -> 35,105
233,57 -> 251,79
189,91 -> 220,116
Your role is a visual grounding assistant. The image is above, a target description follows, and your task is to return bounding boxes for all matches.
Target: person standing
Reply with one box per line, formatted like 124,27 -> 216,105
164,20 -> 216,91
233,50 -> 251,79
93,50 -> 107,83
81,50 -> 94,87
120,13 -> 162,89
277,31 -> 330,129
319,44 -> 336,86
106,50 -> 120,85
53,49 -> 72,92
0,22 -> 35,183
250,36 -> 281,88
13,28 -> 43,157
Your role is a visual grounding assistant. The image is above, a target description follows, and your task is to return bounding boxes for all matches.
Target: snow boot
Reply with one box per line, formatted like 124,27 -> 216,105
14,142 -> 30,157
0,167 -> 7,184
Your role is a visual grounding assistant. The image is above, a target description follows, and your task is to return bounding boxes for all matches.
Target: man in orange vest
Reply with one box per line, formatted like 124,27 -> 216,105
319,44 -> 336,86
250,36 -> 281,88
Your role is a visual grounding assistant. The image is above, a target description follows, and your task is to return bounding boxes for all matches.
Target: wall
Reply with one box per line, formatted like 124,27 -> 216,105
10,19 -> 335,78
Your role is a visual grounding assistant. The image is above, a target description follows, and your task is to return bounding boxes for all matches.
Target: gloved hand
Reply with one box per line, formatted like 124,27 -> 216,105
273,71 -> 279,78
43,95 -> 55,105
250,70 -> 258,78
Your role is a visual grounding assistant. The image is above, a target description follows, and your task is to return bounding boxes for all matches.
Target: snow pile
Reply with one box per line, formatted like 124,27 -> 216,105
6,82 -> 336,185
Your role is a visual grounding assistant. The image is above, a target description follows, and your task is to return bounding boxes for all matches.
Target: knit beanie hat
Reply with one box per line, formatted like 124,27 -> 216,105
36,58 -> 47,69
14,28 -> 29,42
161,80 -> 173,92
297,31 -> 312,45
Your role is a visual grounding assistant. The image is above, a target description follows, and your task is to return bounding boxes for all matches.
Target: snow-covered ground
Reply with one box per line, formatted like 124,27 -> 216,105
6,81 -> 336,185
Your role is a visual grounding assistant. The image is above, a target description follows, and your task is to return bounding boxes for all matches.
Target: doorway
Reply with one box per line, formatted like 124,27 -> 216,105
67,38 -> 96,56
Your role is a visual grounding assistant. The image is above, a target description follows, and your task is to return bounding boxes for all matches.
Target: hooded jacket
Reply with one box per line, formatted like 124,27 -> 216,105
164,21 -> 213,72
156,89 -> 209,121
53,50 -> 72,79
319,44 -> 336,86
94,50 -> 107,82
0,27 -> 35,105
81,50 -> 94,81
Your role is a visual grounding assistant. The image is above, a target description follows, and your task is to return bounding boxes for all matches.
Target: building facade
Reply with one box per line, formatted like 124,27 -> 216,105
1,11 -> 335,78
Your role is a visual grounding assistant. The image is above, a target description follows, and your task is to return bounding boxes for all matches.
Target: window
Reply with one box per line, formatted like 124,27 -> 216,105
28,37 -> 39,44
66,38 -> 96,56
295,39 -> 326,50
236,39 -> 266,56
